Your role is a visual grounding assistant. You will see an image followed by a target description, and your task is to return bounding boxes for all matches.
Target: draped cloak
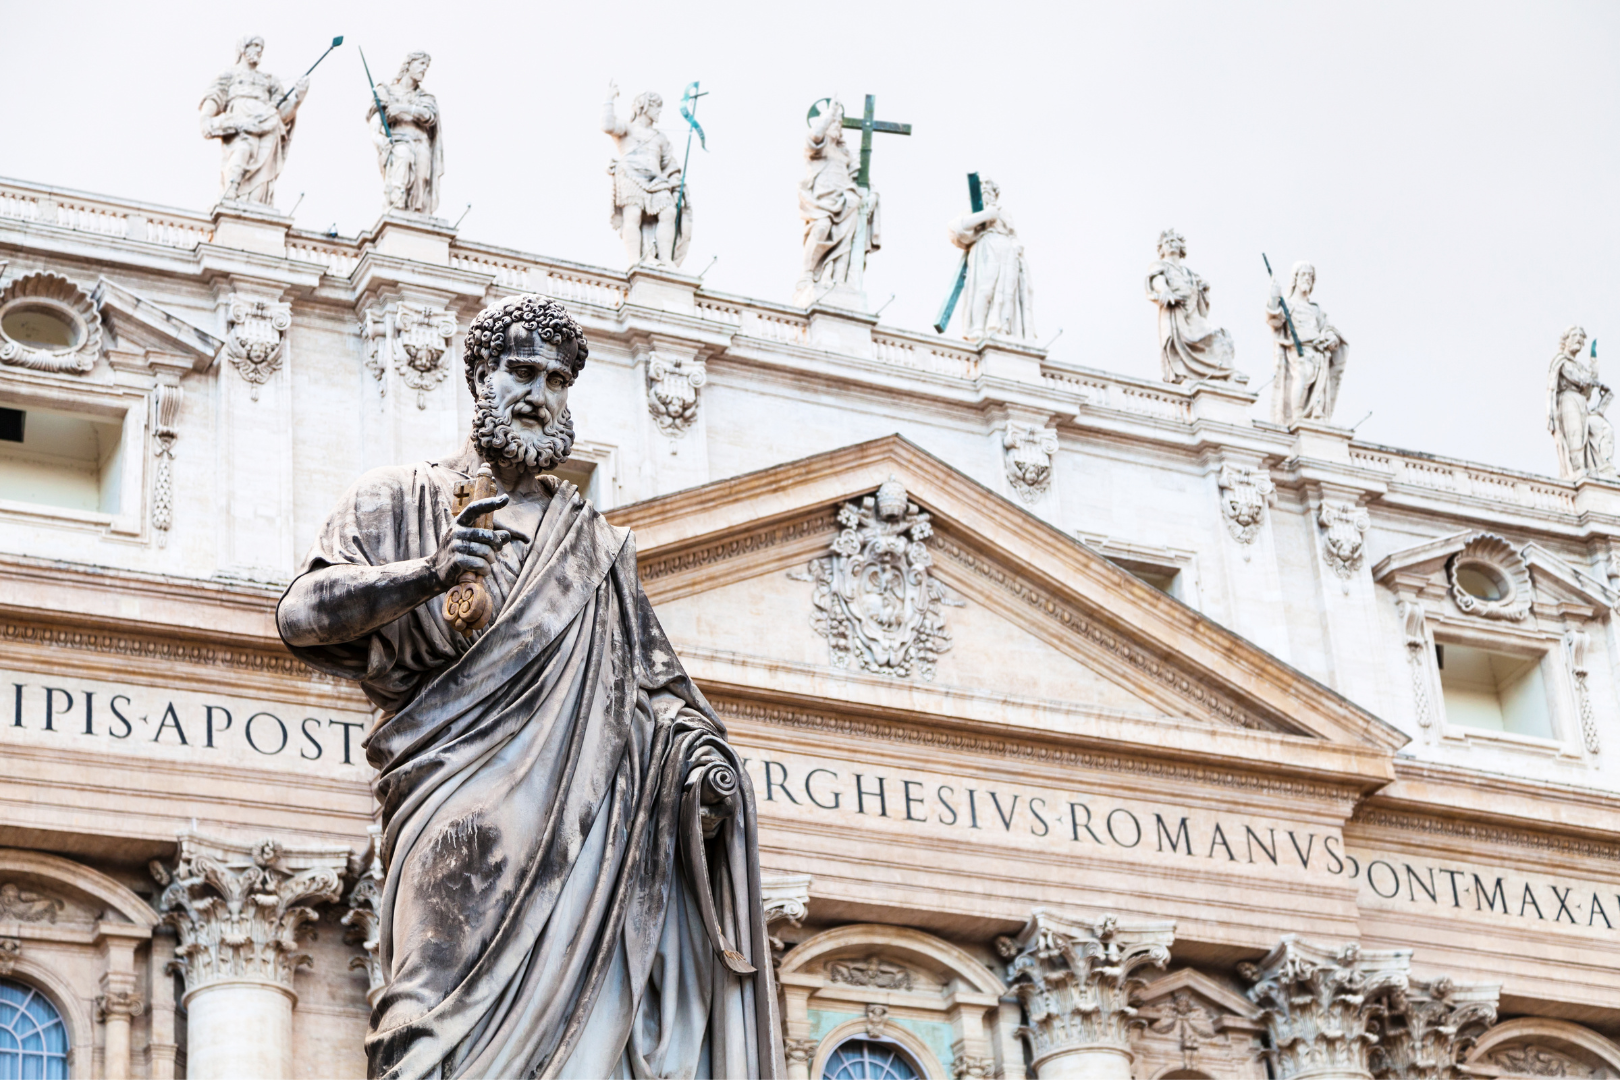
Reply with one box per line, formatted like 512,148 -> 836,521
281,459 -> 780,1080
1145,258 -> 1236,382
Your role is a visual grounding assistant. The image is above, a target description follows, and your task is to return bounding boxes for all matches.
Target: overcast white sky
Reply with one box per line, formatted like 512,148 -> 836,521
4,1 -> 1617,477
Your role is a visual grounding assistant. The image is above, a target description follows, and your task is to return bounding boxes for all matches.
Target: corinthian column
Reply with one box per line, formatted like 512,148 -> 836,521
1369,975 -> 1498,1080
1240,937 -> 1411,1080
152,834 -> 349,1080
997,910 -> 1174,1079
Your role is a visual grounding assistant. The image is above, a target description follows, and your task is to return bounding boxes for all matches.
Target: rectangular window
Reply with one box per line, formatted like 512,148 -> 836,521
1111,558 -> 1181,599
0,404 -> 124,514
1437,642 -> 1554,739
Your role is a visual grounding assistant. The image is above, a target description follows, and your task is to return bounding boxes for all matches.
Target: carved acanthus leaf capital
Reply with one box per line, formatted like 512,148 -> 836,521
1241,937 -> 1412,1080
646,350 -> 708,436
1370,975 -> 1499,1080
96,991 -> 147,1022
1001,910 -> 1174,1065
153,833 -> 348,995
342,825 -> 386,1005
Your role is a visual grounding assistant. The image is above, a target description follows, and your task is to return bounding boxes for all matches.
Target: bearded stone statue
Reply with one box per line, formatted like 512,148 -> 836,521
277,295 -> 779,1079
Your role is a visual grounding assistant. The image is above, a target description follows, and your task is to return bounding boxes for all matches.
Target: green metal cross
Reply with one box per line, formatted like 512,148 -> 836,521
842,94 -> 911,189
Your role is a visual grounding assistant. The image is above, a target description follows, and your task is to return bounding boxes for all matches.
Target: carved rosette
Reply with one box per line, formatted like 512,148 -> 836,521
997,912 -> 1173,1069
1318,502 -> 1370,579
1003,422 -> 1059,502
0,271 -> 103,374
801,479 -> 958,680
151,835 -> 346,997
1240,938 -> 1411,1080
1565,629 -> 1601,754
647,352 -> 708,436
151,385 -> 183,543
224,296 -> 292,400
342,826 -> 386,1005
1217,463 -> 1274,543
1369,975 -> 1498,1080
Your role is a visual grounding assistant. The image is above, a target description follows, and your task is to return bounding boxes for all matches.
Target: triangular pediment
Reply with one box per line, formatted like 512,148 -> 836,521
609,436 -> 1404,788
93,277 -> 221,371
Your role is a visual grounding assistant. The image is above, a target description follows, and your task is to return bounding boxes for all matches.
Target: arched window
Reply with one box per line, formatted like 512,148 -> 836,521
822,1038 -> 921,1080
0,978 -> 69,1079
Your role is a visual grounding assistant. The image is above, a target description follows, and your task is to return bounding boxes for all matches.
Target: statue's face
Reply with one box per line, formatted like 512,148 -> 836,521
409,57 -> 429,81
1297,268 -> 1315,295
484,343 -> 574,440
1569,331 -> 1588,357
243,41 -> 263,66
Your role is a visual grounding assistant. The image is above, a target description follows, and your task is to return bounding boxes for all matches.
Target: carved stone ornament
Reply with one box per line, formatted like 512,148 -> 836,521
864,1003 -> 890,1039
151,834 -> 346,995
151,385 -> 183,545
224,296 -> 292,400
826,954 -> 913,991
0,938 -> 18,976
1240,937 -> 1411,1080
1368,975 -> 1498,1080
361,302 -> 458,409
1003,422 -> 1059,502
1217,462 -> 1274,543
783,1038 -> 818,1069
0,881 -> 65,922
646,351 -> 708,436
998,911 -> 1172,1068
341,826 -> 386,1005
799,479 -> 959,680
1147,990 -> 1219,1071
1319,501 -> 1370,579
95,991 -> 147,1023
1484,1042 -> 1614,1078
1566,629 -> 1602,754
1399,600 -> 1434,728
1446,533 -> 1532,621
0,271 -> 104,375
951,1053 -> 994,1079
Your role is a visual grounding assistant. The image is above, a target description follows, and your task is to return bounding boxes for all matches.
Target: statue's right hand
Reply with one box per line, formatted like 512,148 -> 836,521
429,494 -> 511,588
608,79 -> 619,99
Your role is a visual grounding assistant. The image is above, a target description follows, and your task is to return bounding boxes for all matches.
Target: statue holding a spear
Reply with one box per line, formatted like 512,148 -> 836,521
602,81 -> 696,267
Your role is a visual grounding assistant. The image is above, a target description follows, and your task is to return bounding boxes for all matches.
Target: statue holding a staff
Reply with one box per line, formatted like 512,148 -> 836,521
602,82 -> 691,267
198,35 -> 310,206
367,51 -> 445,217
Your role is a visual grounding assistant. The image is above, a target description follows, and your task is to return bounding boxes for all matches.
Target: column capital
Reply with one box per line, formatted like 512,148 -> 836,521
1369,975 -> 1498,1079
341,826 -> 386,1007
996,910 -> 1174,1073
152,833 -> 349,1001
1240,937 -> 1411,1080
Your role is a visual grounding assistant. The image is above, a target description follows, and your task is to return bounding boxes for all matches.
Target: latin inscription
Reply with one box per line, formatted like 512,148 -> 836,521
2,668 -> 371,777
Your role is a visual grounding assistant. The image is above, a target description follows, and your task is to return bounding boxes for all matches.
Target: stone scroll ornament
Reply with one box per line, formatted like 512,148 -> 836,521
362,302 -> 457,408
0,272 -> 104,375
1217,463 -> 1274,544
1004,422 -> 1058,502
646,352 -> 708,436
800,478 -> 958,680
1318,501 -> 1370,580
224,296 -> 292,400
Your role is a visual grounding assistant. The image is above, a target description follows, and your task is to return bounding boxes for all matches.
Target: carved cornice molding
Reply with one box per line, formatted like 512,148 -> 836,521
1350,807 -> 1620,864
639,511 -> 839,583
931,531 -> 1283,734
714,697 -> 1355,804
0,618 -> 333,683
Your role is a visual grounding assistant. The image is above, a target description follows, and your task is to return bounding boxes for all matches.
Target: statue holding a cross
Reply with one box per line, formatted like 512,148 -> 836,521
793,94 -> 910,310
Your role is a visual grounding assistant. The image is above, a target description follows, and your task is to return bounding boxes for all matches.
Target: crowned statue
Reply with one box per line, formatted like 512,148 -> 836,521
368,51 -> 444,217
946,177 -> 1035,341
1266,261 -> 1348,426
603,82 -> 692,267
278,295 -> 778,1079
1146,229 -> 1239,383
1547,325 -> 1618,480
198,35 -> 309,206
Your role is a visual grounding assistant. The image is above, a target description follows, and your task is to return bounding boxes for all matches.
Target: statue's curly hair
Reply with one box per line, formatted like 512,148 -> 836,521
462,294 -> 589,396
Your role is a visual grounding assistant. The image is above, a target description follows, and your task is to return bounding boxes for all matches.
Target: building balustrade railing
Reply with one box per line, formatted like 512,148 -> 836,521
0,176 -> 215,250
1349,444 -> 1581,515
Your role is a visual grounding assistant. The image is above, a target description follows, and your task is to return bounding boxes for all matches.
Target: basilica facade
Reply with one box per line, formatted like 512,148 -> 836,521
2,84 -> 1620,1080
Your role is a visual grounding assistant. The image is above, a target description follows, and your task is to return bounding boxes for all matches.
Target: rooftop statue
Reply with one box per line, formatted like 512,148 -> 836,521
368,51 -> 444,217
1146,229 -> 1239,383
1266,261 -> 1348,426
198,35 -> 309,206
1547,325 -> 1617,480
603,82 -> 691,267
946,177 -> 1035,342
278,295 -> 778,1079
795,98 -> 878,308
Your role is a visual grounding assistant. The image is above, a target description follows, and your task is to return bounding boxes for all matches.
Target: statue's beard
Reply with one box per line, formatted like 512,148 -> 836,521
472,387 -> 575,472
